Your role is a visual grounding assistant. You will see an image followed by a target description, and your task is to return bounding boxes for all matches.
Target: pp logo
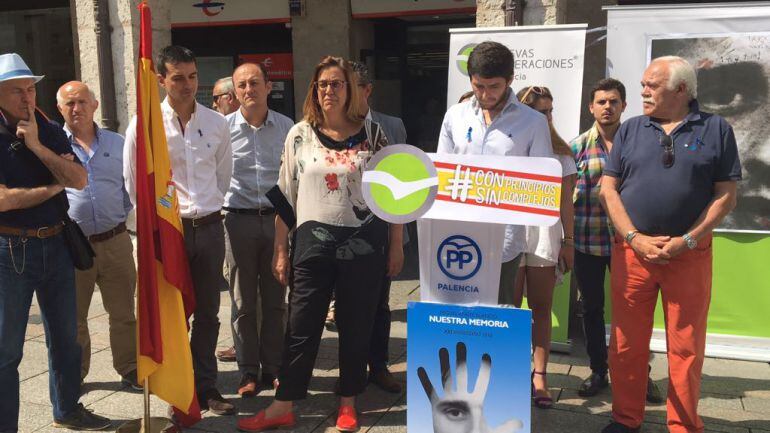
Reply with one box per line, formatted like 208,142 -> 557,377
437,235 -> 482,280
456,43 -> 477,76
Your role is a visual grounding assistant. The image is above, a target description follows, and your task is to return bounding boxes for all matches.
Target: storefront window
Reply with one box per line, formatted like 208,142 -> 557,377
0,6 -> 75,123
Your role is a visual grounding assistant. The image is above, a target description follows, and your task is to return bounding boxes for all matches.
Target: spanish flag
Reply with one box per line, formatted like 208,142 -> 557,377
134,2 -> 200,424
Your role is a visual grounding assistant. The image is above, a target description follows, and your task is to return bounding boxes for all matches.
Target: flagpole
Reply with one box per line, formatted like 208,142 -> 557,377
115,378 -> 173,433
143,377 -> 151,430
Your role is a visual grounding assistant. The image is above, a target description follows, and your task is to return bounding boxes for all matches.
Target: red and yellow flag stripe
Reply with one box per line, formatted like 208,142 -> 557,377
134,2 -> 200,422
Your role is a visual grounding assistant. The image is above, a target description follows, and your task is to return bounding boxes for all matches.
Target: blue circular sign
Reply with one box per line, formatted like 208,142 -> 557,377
437,235 -> 482,281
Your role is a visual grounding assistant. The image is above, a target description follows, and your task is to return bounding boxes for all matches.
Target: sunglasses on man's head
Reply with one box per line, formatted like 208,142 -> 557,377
660,134 -> 675,169
519,86 -> 547,104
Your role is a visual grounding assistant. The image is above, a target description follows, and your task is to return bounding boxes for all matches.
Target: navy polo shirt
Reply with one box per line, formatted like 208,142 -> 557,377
604,100 -> 742,236
0,111 -> 80,228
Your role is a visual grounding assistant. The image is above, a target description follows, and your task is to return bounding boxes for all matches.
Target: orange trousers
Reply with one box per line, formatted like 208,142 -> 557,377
609,236 -> 712,433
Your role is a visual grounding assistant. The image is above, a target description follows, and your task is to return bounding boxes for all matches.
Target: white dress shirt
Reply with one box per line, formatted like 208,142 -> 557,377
437,89 -> 555,262
124,98 -> 233,218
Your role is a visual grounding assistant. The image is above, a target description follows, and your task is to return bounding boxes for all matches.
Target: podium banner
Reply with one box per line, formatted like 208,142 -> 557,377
418,219 -> 505,305
362,148 -> 562,227
422,153 -> 563,227
408,301 -> 531,433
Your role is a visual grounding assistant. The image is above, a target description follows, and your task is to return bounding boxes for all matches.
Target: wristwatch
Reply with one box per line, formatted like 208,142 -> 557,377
683,233 -> 698,249
624,230 -> 639,244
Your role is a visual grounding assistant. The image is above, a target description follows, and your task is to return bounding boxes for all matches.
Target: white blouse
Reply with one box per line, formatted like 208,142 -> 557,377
277,119 -> 388,229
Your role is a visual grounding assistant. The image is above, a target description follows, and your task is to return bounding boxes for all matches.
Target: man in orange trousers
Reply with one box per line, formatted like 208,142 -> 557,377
598,55 -> 741,433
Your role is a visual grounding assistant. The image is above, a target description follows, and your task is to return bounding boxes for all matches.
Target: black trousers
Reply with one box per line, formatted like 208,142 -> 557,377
181,219 -> 225,394
368,277 -> 391,373
276,221 -> 387,400
574,250 -> 611,376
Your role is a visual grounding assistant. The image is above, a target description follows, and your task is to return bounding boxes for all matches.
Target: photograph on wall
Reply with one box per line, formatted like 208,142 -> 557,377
407,301 -> 532,433
649,32 -> 770,232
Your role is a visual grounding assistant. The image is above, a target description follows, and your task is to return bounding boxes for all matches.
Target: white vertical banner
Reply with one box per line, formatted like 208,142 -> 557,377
448,25 -> 587,141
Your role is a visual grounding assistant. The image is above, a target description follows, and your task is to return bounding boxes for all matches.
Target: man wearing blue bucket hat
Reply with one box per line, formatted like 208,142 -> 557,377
0,53 -> 111,431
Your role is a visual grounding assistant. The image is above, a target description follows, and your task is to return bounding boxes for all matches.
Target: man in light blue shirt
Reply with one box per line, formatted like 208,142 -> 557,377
223,63 -> 294,397
58,81 -> 139,390
436,41 -> 555,304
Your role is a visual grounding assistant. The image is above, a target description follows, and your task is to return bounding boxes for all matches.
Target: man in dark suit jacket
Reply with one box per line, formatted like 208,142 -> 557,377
352,61 -> 406,393
369,108 -> 406,145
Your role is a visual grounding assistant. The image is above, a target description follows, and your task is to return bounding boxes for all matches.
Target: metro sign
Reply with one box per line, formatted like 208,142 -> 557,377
192,0 -> 225,17
172,0 -> 290,27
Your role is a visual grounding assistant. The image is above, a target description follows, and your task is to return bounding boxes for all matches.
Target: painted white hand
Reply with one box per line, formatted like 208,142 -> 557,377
418,342 -> 524,433
362,170 -> 438,200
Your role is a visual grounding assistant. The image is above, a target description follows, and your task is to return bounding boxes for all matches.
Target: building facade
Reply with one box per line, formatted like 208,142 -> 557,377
2,0 -> 614,140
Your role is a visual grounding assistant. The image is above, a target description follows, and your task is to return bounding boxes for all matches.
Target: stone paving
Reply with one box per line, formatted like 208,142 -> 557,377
16,252 -> 770,432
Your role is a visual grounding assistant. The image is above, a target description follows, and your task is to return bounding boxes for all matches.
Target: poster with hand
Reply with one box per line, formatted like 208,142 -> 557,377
407,302 -> 532,433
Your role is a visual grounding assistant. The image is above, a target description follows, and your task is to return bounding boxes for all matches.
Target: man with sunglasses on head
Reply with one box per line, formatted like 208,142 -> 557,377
437,41 -> 555,304
598,56 -> 741,433
212,76 -> 240,116
212,76 -> 242,365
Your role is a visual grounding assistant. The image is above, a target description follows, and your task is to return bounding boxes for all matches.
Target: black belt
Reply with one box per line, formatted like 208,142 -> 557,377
223,207 -> 275,216
181,211 -> 224,228
88,222 -> 127,243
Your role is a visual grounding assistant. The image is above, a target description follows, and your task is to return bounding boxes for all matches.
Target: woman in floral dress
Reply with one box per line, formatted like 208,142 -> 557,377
238,56 -> 403,432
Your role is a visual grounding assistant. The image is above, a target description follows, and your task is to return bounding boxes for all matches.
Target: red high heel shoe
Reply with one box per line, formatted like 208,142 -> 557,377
237,410 -> 295,432
336,405 -> 359,432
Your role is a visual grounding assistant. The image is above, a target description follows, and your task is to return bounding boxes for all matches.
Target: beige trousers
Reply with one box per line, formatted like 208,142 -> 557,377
75,230 -> 137,380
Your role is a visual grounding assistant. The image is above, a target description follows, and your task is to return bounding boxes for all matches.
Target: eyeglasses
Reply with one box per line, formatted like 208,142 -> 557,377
211,93 -> 232,107
315,80 -> 346,91
660,134 -> 675,168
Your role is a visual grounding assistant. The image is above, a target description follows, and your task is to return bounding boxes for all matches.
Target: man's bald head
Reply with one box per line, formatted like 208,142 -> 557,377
57,81 -> 99,132
233,62 -> 269,83
57,81 -> 96,105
